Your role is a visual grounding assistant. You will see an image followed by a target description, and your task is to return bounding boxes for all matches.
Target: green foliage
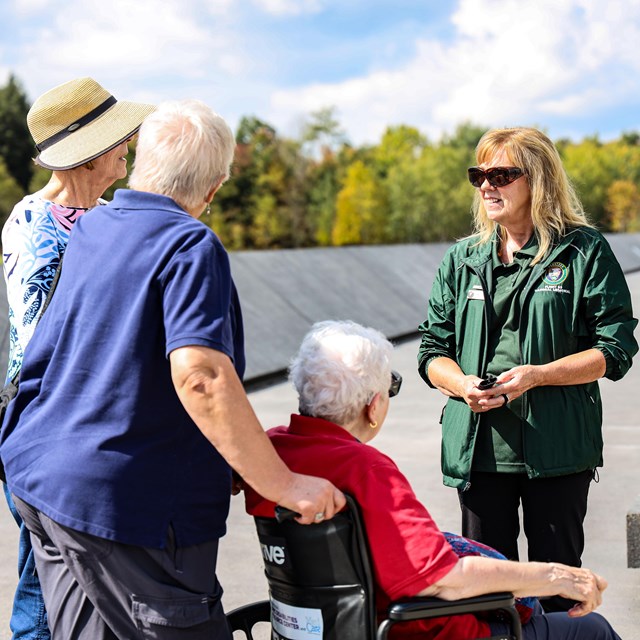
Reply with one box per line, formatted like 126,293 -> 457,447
0,75 -> 33,190
373,125 -> 428,178
307,150 -> 340,245
3,72 -> 640,250
332,160 -> 387,245
562,138 -> 640,227
607,180 -> 640,232
0,158 -> 25,233
301,107 -> 346,158
214,116 -> 314,248
441,122 -> 488,152
28,164 -> 51,192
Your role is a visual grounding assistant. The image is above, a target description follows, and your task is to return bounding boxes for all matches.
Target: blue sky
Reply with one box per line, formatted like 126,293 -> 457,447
1,0 -> 639,146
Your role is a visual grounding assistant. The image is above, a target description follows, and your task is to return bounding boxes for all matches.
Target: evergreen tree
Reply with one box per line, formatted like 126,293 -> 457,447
0,74 -> 33,190
0,158 -> 25,240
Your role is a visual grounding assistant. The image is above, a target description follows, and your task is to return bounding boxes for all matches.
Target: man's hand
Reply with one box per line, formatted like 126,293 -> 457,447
278,473 -> 346,525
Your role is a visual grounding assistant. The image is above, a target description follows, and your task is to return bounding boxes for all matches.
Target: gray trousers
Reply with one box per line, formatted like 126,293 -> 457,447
14,496 -> 232,640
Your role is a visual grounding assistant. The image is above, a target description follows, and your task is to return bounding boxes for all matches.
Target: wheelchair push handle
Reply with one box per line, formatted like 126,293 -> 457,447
274,505 -> 301,523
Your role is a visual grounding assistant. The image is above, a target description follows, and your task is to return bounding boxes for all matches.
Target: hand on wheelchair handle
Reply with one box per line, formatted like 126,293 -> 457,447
275,505 -> 301,523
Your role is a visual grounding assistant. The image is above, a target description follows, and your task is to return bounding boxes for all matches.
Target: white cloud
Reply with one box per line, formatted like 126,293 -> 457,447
5,0 -> 640,144
26,0 -> 210,68
267,0 -> 640,144
11,0 -> 247,102
9,0 -> 53,17
250,0 -> 324,16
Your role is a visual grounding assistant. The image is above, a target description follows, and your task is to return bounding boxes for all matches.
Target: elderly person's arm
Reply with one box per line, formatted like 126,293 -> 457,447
419,556 -> 607,618
170,345 -> 346,524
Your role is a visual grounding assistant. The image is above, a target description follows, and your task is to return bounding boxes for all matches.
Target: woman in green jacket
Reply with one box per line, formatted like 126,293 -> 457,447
418,127 -> 638,613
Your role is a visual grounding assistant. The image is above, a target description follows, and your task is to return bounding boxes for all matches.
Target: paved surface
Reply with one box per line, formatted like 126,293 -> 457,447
0,272 -> 639,639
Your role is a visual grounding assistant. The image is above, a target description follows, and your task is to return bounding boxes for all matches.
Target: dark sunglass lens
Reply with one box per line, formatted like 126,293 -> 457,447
467,168 -> 485,188
488,168 -> 511,187
389,370 -> 402,398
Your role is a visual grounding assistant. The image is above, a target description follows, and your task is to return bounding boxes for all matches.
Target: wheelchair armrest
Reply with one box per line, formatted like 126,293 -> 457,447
388,592 -> 517,621
226,600 -> 271,638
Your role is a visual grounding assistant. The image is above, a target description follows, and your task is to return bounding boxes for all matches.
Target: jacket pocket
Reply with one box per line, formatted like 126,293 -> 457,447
441,398 -> 476,487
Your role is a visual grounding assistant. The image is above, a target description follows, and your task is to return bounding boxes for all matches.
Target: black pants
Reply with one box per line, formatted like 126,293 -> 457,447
458,470 -> 593,613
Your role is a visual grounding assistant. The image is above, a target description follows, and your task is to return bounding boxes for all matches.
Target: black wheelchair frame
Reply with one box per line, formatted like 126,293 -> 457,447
226,495 -> 522,639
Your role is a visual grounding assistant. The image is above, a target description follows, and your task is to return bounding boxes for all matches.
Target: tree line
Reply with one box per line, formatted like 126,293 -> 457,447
2,74 -> 640,251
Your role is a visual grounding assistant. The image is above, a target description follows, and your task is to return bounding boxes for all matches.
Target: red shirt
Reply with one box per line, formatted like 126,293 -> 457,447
245,415 -> 491,639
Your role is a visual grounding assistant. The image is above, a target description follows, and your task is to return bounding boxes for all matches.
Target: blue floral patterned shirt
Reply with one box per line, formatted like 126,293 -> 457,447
2,194 -> 90,382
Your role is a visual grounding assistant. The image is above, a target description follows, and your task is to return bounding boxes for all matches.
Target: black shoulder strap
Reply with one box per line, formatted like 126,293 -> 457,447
39,254 -> 65,318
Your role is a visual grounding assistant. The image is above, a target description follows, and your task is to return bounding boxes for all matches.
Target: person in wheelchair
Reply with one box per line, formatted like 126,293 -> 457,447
245,320 -> 621,640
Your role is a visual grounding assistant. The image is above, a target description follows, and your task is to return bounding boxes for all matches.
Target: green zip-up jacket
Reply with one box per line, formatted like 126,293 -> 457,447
418,227 -> 638,489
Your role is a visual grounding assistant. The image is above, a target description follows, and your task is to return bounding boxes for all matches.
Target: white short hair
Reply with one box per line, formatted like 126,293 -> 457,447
129,99 -> 235,211
289,320 -> 394,425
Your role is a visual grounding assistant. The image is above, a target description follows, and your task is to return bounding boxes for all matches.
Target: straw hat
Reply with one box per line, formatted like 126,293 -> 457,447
27,77 -> 155,170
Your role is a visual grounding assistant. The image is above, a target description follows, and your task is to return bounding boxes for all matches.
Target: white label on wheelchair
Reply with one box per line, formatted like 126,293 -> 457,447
270,598 -> 323,640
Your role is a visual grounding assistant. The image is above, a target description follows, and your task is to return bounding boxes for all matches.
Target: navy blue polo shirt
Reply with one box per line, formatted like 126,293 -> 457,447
0,190 -> 245,548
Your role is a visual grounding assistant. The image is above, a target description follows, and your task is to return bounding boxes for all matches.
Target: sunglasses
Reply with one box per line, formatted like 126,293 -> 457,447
389,370 -> 402,398
468,166 -> 525,188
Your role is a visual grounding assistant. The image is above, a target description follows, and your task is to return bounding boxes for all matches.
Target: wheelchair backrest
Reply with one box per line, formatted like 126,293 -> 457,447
254,495 -> 376,640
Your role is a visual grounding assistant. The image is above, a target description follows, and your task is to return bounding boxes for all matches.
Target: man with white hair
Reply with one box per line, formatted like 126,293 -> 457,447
0,100 -> 344,640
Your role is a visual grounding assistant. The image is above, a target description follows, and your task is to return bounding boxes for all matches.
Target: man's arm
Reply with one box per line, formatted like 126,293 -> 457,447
170,345 -> 345,524
418,556 -> 607,618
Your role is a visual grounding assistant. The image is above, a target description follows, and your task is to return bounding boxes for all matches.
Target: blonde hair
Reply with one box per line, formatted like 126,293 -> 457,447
471,127 -> 592,263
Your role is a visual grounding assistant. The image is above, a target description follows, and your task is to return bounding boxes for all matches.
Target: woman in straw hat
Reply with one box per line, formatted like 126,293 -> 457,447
1,77 -> 154,640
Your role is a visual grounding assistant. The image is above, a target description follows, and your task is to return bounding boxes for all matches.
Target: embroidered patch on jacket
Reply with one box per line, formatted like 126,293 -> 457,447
535,261 -> 571,294
542,262 -> 569,285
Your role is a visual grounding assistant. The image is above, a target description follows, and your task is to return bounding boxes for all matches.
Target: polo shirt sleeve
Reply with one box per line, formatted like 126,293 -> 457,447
354,456 -> 459,600
160,239 -> 235,359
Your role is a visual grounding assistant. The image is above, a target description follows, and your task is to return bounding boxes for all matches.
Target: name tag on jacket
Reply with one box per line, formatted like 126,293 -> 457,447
467,285 -> 485,301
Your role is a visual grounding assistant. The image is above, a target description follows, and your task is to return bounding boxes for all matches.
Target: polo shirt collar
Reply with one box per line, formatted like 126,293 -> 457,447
491,230 -> 539,268
514,232 -> 539,257
109,189 -> 191,217
289,414 -> 359,442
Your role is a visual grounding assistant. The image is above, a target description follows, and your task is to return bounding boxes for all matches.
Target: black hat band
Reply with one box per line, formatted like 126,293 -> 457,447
35,95 -> 118,153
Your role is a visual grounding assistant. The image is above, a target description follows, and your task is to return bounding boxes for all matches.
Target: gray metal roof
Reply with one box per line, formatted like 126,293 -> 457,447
1,235 -> 639,383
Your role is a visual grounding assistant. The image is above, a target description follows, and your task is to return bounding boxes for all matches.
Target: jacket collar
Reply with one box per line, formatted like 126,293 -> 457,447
461,232 -> 495,269
462,227 -> 584,271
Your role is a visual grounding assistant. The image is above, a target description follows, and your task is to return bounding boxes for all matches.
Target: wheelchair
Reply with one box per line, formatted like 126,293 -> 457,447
226,495 -> 522,639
